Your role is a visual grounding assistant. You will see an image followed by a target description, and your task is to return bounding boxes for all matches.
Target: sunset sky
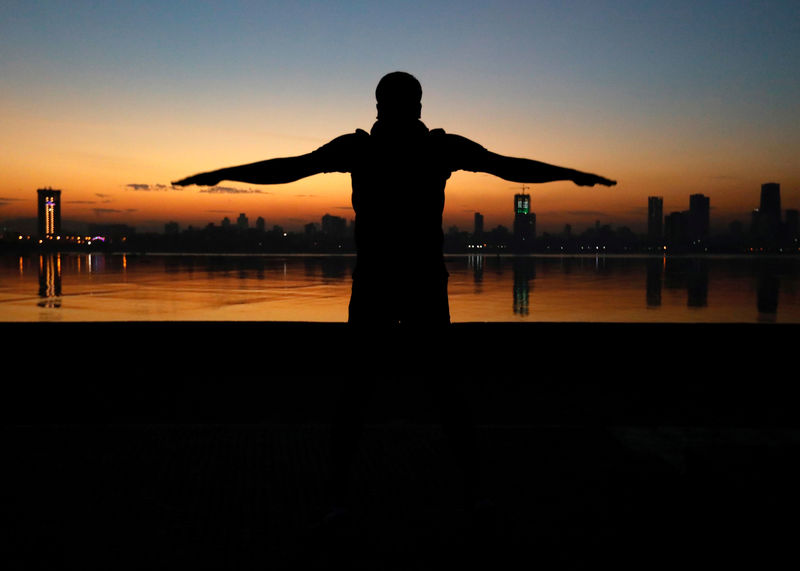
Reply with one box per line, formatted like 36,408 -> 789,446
2,1 -> 798,234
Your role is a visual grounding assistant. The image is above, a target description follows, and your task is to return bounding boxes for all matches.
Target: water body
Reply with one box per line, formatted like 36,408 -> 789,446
1,253 -> 798,323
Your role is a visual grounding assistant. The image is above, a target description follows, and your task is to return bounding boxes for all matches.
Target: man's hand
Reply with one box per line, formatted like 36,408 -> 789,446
573,172 -> 617,187
172,171 -> 222,187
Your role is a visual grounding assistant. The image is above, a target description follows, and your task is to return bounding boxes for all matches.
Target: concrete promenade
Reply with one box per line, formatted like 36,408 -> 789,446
6,322 -> 800,569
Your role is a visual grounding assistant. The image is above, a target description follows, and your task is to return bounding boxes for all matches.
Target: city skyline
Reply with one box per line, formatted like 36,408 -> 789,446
7,180 -> 796,243
5,181 -> 796,258
1,2 -> 798,235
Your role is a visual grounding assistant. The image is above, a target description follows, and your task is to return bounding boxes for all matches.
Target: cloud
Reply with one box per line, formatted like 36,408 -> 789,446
125,183 -> 183,191
198,186 -> 270,194
127,182 -> 271,194
93,208 -> 138,215
0,197 -> 26,207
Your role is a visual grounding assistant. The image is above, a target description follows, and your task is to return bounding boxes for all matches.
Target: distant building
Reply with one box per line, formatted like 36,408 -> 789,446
321,213 -> 347,237
785,209 -> 798,244
37,187 -> 61,238
513,192 -> 535,250
760,183 -> 781,220
165,221 -> 180,235
688,194 -> 710,246
88,223 -> 135,241
752,182 -> 782,247
647,196 -> 663,243
665,211 -> 688,249
237,213 -> 249,230
474,212 -> 484,237
256,216 -> 266,232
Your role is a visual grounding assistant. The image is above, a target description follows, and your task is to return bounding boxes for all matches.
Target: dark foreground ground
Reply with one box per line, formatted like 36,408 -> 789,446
5,322 -> 800,570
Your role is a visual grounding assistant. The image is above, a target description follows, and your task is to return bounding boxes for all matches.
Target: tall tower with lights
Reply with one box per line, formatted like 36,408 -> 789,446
37,187 -> 62,239
513,188 -> 535,250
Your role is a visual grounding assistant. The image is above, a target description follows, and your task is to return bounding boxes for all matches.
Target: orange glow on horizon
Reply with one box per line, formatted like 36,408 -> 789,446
2,111 -> 798,235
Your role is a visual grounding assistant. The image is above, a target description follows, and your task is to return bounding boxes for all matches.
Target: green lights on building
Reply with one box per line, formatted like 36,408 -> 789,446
515,194 -> 530,215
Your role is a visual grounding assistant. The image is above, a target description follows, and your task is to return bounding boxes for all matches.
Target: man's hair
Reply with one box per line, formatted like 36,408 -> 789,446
375,71 -> 422,120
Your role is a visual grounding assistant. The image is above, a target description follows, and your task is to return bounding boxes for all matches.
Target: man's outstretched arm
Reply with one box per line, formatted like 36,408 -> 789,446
450,135 -> 616,187
172,153 -> 323,187
481,151 -> 616,187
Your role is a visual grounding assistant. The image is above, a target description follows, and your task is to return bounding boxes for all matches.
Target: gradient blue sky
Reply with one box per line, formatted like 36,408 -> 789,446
2,1 -> 798,233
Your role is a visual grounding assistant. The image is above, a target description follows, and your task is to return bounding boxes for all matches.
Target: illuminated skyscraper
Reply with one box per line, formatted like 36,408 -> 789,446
37,187 -> 61,239
513,191 -> 535,250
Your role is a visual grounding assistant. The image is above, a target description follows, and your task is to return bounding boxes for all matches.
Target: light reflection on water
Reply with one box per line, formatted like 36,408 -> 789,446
1,253 -> 798,323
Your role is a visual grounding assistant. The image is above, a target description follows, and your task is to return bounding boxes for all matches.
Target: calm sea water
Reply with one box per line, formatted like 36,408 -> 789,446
1,253 -> 798,323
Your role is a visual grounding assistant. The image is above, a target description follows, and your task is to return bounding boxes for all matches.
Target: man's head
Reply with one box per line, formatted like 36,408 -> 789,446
375,71 -> 422,121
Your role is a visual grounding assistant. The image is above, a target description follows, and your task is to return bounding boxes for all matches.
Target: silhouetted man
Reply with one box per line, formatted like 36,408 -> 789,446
174,71 -> 615,536
175,71 -> 614,328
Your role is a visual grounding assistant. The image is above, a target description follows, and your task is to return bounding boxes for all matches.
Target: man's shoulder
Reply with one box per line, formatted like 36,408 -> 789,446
427,130 -> 488,156
313,129 -> 369,157
327,129 -> 369,145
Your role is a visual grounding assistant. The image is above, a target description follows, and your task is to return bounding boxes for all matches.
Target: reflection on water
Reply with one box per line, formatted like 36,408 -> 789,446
646,258 -> 662,308
512,257 -> 536,316
453,254 -> 797,323
758,272 -> 779,315
37,254 -> 61,307
648,257 -> 710,308
1,253 -> 797,322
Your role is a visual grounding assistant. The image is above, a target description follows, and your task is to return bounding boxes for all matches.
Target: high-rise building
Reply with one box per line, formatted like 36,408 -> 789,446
513,192 -> 535,249
647,196 -> 663,243
688,194 -> 710,244
37,187 -> 61,238
785,209 -> 798,243
752,182 -> 782,248
322,213 -> 347,237
760,183 -> 781,218
761,182 -> 781,237
237,213 -> 249,230
665,211 -> 688,249
474,212 -> 484,237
